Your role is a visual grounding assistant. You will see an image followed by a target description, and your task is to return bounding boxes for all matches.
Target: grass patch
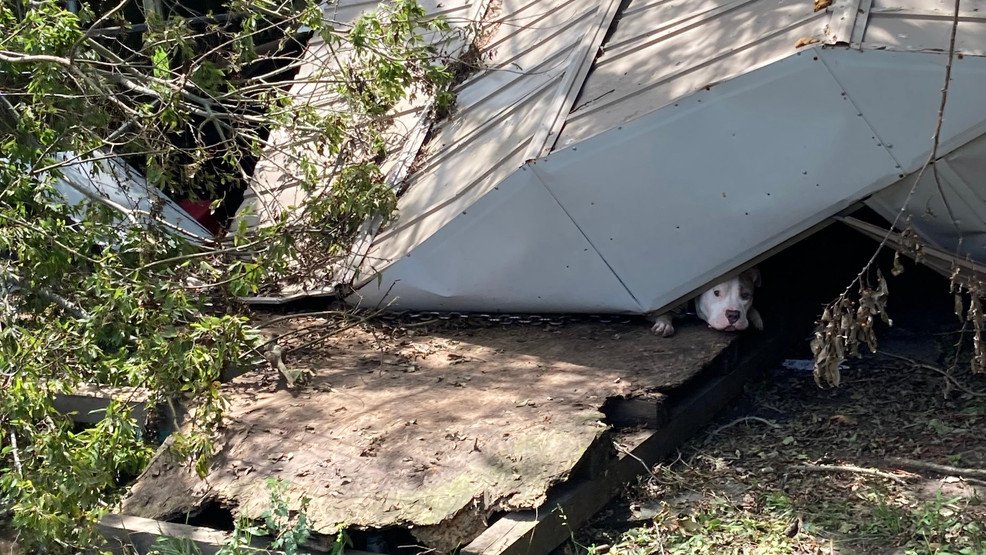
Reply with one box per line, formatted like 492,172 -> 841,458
575,330 -> 986,555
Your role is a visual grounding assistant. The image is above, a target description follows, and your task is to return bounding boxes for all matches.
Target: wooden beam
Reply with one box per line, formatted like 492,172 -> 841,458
601,395 -> 668,428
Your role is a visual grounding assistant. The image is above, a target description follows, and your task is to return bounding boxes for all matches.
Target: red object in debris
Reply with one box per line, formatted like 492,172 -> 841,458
178,199 -> 222,235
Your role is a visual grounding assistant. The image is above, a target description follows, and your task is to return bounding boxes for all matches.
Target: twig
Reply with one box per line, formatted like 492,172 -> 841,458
258,309 -> 350,328
284,315 -> 376,355
395,318 -> 440,328
710,416 -> 781,435
876,351 -> 986,398
9,432 -> 23,476
792,463 -> 909,484
833,0 -> 962,299
612,440 -> 658,479
886,457 -> 986,480
1,270 -> 89,320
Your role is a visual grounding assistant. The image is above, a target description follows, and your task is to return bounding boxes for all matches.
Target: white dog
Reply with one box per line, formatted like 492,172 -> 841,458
649,268 -> 763,337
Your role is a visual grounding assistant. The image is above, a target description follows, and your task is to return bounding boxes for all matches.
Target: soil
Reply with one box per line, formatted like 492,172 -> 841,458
574,295 -> 986,554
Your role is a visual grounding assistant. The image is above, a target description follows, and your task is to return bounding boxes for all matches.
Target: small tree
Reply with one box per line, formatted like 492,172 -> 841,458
0,0 -> 457,550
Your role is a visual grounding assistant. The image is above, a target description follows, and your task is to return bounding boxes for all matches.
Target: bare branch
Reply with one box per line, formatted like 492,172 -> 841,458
887,457 -> 986,480
792,463 -> 909,484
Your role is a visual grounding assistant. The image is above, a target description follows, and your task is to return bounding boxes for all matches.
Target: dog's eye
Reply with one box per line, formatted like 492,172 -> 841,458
740,292 -> 751,300
713,290 -> 720,297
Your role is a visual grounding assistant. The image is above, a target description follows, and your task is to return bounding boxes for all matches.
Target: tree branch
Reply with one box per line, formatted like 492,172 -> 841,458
792,463 -> 909,484
886,457 -> 986,480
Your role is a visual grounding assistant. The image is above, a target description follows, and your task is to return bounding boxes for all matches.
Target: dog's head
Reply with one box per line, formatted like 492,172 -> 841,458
695,268 -> 761,332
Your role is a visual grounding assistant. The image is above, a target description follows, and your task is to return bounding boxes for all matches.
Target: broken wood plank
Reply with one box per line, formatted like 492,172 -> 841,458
461,315 -> 800,555
97,513 -> 367,555
98,514 -> 230,555
121,322 -> 736,551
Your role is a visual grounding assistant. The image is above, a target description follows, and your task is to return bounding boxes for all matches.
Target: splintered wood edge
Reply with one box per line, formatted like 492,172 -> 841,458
461,328 -> 792,555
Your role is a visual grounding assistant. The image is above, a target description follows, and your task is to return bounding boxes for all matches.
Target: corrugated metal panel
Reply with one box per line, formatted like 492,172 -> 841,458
850,0 -> 874,47
865,132 -> 986,263
557,0 -> 826,147
525,0 -> 624,157
858,0 -> 986,55
238,0 -> 480,231
840,216 -> 986,286
355,0 -> 626,286
358,52 -> 949,313
50,152 -> 212,242
353,167 -> 643,312
531,52 -> 900,313
259,0 -> 986,311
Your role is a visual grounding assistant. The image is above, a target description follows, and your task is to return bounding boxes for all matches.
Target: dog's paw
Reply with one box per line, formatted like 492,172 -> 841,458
749,308 -> 764,331
650,315 -> 676,337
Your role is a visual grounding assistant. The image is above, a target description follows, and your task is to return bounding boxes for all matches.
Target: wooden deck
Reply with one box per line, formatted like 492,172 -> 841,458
121,319 -> 743,551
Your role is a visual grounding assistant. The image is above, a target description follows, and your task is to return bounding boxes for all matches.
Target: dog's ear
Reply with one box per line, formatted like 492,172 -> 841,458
742,268 -> 762,287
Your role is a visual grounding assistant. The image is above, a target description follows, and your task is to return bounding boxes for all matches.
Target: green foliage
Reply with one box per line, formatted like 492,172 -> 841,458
0,0 -> 460,551
148,478 -> 334,555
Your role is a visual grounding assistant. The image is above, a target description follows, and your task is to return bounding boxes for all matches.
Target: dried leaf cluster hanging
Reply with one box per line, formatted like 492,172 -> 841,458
951,276 -> 986,374
811,270 -> 892,387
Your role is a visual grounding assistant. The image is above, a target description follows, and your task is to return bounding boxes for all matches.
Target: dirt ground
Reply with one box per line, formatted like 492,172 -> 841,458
573,302 -> 986,555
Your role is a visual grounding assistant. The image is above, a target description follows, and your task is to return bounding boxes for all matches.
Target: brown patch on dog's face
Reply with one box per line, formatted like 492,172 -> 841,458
696,269 -> 760,331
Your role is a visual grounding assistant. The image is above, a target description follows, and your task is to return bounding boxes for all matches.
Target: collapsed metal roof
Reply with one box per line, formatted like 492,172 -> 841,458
241,0 -> 986,311
48,152 -> 213,242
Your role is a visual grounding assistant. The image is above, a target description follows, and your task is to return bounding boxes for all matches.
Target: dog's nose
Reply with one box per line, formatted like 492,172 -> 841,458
725,310 -> 741,324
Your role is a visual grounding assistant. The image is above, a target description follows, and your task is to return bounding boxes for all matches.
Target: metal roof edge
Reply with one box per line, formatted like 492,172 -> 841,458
822,0 -> 863,46
524,0 -> 625,159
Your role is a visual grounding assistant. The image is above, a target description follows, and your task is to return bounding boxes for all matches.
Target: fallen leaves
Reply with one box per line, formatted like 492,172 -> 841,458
812,270 -> 891,387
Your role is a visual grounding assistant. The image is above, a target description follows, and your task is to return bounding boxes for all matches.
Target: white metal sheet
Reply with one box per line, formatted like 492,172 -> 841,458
533,52 -> 901,312
559,0 -> 823,147
357,0 -> 623,286
353,167 -> 642,312
237,0 -> 480,231
860,0 -> 986,55
368,82 -> 557,257
865,132 -> 986,263
252,0 -> 986,309
819,49 -> 986,174
50,153 -> 212,242
526,0 -> 624,158
824,0 -> 862,44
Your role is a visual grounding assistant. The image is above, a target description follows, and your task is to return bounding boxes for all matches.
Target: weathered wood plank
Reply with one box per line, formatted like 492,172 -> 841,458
121,322 -> 735,551
97,513 -> 368,555
97,514 -> 230,555
461,316 -> 800,555
601,396 -> 668,428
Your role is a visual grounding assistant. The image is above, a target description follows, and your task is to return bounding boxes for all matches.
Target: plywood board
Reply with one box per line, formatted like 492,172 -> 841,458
121,320 -> 734,550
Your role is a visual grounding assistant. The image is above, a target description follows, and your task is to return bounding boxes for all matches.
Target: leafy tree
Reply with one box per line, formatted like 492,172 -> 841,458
0,0 -> 455,550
